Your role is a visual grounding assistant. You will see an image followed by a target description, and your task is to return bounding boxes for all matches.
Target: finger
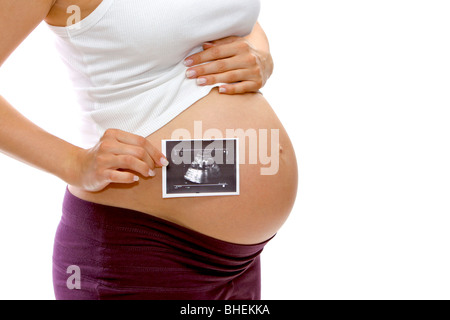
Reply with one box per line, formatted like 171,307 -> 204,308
203,36 -> 241,49
111,154 -> 155,177
184,41 -> 243,67
142,139 -> 169,168
102,141 -> 156,171
108,129 -> 146,147
106,129 -> 168,167
186,56 -> 250,78
218,81 -> 261,95
106,170 -> 141,184
195,69 -> 252,86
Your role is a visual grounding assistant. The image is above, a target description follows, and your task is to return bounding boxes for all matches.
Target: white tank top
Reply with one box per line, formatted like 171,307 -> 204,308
47,0 -> 261,148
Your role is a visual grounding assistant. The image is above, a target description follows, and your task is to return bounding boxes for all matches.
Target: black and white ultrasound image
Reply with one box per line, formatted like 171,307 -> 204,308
163,139 -> 238,197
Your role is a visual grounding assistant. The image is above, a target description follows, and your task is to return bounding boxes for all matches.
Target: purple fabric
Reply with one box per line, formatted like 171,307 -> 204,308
52,188 -> 273,300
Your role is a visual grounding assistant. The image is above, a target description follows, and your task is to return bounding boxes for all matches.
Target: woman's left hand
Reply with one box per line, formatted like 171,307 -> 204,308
184,36 -> 273,95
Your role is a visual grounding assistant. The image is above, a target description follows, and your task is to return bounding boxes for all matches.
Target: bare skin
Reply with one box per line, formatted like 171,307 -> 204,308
69,87 -> 298,244
0,0 -> 298,244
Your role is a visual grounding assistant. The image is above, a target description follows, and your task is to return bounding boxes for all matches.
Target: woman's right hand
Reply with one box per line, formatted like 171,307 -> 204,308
72,129 -> 169,192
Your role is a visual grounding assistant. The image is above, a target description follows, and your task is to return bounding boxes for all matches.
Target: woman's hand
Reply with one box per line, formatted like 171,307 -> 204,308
72,129 -> 169,192
184,36 -> 274,95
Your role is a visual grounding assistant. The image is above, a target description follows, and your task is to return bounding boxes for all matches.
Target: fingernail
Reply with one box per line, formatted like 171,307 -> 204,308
160,157 -> 169,166
204,42 -> 214,46
184,59 -> 193,67
148,169 -> 156,177
219,87 -> 227,93
197,78 -> 207,85
133,175 -> 140,182
186,70 -> 196,78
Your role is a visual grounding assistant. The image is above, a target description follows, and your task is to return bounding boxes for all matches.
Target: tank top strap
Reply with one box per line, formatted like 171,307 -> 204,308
47,0 -> 115,37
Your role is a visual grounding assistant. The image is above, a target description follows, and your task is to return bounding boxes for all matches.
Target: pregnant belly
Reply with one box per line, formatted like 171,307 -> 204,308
69,88 -> 298,244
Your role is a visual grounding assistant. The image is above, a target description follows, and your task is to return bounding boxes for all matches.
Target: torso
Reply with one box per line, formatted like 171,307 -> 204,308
46,0 -> 298,245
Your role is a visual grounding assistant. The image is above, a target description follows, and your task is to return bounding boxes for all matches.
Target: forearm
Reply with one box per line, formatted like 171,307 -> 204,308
0,95 -> 81,185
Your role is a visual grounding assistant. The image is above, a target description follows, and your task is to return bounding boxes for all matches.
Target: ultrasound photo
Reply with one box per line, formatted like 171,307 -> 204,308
162,139 -> 239,198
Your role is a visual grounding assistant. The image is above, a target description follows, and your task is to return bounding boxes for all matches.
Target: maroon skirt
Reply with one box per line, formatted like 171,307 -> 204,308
52,188 -> 273,300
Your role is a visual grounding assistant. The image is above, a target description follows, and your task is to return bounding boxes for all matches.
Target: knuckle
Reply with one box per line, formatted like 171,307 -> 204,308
98,140 -> 110,152
210,46 -> 221,58
146,156 -> 155,167
95,166 -> 105,178
96,154 -> 107,166
104,170 -> 113,181
228,72 -> 239,83
238,41 -> 250,51
215,60 -> 227,73
124,155 -> 135,166
226,87 -> 235,94
232,87 -> 242,94
103,128 -> 117,138
254,65 -> 262,78
247,53 -> 257,65
195,66 -> 204,74
146,142 -> 157,156
135,147 -> 146,159
137,136 -> 147,147
207,75 -> 216,84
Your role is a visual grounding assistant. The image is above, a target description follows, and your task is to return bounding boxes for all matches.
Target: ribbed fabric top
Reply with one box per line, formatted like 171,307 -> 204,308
46,0 -> 260,148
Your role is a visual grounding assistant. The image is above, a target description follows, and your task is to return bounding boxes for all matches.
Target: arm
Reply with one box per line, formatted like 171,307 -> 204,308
0,0 -> 77,183
184,21 -> 274,94
0,95 -> 81,185
0,0 -> 167,192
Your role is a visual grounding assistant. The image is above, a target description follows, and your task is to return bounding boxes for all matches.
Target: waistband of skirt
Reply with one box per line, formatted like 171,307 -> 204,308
61,186 -> 273,258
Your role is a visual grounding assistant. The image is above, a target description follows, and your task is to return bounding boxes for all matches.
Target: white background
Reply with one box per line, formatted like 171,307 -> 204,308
0,0 -> 449,300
